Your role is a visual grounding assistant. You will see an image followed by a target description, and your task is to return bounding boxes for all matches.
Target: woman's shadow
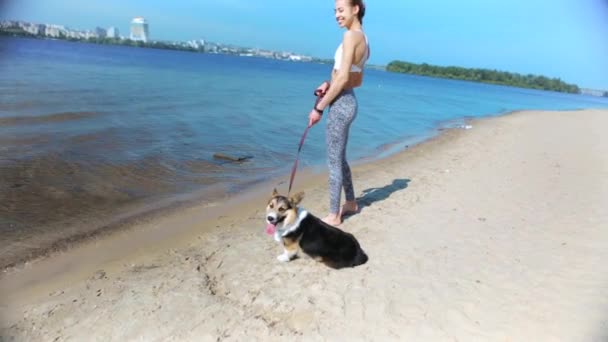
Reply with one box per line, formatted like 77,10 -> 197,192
343,178 -> 411,221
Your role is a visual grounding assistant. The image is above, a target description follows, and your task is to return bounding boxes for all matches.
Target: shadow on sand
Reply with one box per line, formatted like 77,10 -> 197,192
343,178 -> 411,221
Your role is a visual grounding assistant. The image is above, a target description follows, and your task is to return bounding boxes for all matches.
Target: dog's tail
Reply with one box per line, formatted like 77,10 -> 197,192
353,247 -> 368,267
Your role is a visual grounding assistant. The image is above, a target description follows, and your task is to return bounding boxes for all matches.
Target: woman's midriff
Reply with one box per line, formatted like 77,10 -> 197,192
331,70 -> 364,90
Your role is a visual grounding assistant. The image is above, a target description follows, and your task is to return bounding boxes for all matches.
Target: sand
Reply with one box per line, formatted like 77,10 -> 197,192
1,109 -> 607,341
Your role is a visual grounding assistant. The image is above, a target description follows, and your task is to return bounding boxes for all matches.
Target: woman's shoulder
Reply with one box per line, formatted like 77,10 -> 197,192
342,29 -> 366,45
343,29 -> 366,38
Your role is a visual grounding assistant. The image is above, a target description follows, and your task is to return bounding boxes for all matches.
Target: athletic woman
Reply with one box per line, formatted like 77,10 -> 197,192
308,0 -> 369,226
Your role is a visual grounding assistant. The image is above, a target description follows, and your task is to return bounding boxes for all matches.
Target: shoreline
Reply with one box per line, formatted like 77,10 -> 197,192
1,108 -> 607,340
0,110 -> 473,273
0,106 -> 569,288
0,111 -> 474,301
0,106 -> 601,279
0,34 -> 326,66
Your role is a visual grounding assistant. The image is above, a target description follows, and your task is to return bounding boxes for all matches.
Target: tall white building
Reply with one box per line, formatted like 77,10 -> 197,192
129,17 -> 149,42
106,27 -> 119,39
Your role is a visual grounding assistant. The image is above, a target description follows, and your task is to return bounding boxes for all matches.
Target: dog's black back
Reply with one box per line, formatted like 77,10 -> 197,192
284,213 -> 368,269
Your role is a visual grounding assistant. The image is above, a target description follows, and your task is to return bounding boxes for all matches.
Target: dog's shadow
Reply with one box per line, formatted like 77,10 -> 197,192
343,178 -> 411,221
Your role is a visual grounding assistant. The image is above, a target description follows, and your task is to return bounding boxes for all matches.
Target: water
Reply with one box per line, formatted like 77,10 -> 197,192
1,36 -> 607,267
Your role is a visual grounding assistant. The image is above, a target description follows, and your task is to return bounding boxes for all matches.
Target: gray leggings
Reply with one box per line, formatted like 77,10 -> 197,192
326,89 -> 357,214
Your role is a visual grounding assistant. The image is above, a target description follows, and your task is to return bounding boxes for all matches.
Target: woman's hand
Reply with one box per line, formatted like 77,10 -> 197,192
308,109 -> 322,127
314,81 -> 330,96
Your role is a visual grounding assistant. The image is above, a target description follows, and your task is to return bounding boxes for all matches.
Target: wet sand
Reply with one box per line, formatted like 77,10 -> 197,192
1,109 -> 607,341
0,112 -> 265,270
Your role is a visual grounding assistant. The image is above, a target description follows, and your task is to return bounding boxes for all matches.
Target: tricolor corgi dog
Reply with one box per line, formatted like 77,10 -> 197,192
265,189 -> 368,269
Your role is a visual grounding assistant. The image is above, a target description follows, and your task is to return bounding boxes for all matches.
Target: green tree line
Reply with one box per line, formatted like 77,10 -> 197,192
387,60 -> 580,94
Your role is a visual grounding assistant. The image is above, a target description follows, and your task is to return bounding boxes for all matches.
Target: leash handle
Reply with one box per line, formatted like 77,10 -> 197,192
287,92 -> 324,195
313,89 -> 325,110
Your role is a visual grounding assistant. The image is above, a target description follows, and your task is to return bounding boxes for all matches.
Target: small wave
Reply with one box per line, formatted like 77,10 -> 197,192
0,99 -> 44,111
0,111 -> 102,126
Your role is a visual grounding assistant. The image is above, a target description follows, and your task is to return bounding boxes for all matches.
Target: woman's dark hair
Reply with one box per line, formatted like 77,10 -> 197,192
350,0 -> 366,24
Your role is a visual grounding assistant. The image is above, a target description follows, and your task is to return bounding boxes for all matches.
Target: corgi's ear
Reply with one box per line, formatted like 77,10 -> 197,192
290,191 -> 305,206
272,188 -> 279,197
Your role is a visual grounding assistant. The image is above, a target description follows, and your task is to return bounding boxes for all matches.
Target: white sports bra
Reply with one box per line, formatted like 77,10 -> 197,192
333,30 -> 370,73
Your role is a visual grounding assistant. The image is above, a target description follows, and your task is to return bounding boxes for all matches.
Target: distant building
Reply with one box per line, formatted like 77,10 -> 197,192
24,23 -> 45,35
95,27 -> 106,38
44,24 -> 66,38
580,88 -> 606,97
257,50 -> 274,58
106,27 -> 119,39
0,20 -> 18,29
84,31 -> 97,39
65,30 -> 79,39
205,43 -> 219,53
130,17 -> 149,42
187,39 -> 205,50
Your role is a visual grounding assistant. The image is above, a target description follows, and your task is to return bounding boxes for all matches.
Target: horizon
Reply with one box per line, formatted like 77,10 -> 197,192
1,0 -> 607,89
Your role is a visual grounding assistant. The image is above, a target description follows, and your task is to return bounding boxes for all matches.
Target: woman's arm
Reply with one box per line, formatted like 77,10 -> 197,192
315,31 -> 357,111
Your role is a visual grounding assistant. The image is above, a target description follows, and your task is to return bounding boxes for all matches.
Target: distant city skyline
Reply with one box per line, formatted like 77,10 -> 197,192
1,19 -> 318,63
1,0 -> 607,89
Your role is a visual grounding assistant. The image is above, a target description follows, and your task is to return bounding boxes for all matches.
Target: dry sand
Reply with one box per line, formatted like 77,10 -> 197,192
1,109 -> 607,341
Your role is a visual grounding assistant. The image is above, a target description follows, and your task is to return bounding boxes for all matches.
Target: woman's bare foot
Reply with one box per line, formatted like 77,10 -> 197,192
340,200 -> 359,217
322,213 -> 342,226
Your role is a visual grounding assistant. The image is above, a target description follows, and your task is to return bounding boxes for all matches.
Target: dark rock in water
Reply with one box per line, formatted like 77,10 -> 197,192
212,153 -> 253,163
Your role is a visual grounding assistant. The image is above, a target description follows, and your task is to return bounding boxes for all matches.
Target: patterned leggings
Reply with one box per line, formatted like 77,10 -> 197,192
326,89 -> 357,214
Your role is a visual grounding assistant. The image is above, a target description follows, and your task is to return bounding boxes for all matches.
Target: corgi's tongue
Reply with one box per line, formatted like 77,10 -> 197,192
266,223 -> 276,235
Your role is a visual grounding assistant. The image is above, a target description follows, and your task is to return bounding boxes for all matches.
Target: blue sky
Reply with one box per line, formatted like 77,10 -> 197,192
2,0 -> 607,89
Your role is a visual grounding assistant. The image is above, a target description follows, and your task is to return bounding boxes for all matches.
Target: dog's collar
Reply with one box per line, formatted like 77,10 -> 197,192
277,208 -> 308,237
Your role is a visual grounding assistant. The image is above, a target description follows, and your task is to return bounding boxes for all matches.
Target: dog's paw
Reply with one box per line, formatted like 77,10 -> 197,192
277,253 -> 291,262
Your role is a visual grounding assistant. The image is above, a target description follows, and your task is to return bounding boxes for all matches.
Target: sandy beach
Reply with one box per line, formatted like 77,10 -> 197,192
1,108 -> 607,341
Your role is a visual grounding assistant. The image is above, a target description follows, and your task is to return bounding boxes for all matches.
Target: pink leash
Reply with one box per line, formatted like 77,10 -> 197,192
287,92 -> 324,195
